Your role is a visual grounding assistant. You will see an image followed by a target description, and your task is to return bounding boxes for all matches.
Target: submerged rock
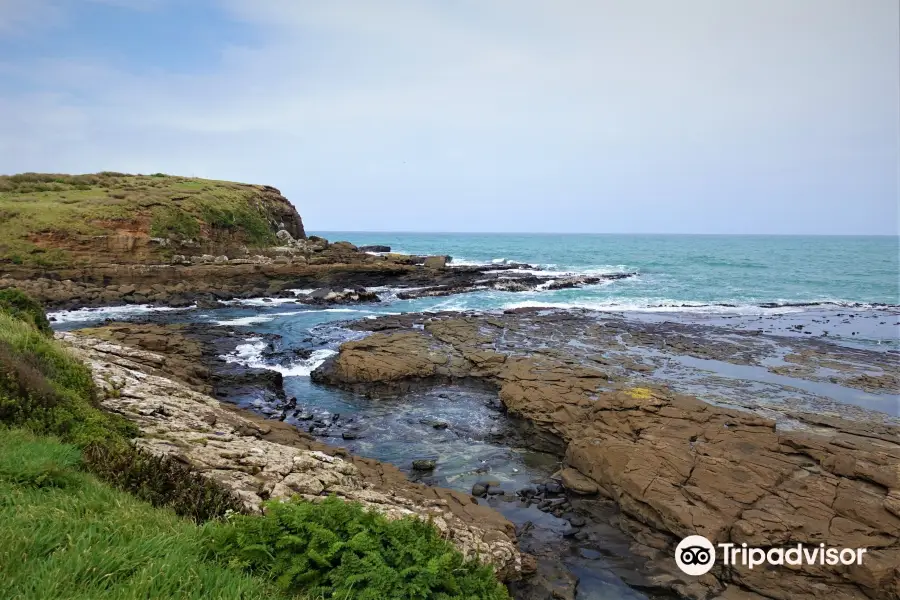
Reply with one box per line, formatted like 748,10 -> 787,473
57,331 -> 527,581
297,287 -> 380,306
311,309 -> 900,600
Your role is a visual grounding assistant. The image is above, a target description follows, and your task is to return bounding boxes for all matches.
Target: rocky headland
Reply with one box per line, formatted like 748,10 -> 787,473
0,173 -> 633,310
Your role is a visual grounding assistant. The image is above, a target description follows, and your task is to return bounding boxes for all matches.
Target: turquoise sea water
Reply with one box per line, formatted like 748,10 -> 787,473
316,232 -> 900,309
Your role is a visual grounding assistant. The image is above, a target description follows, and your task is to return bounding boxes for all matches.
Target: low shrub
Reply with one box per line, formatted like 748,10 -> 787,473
0,287 -> 53,335
0,311 -> 137,447
200,203 -> 275,246
82,442 -> 246,523
149,207 -> 201,239
204,495 -> 509,600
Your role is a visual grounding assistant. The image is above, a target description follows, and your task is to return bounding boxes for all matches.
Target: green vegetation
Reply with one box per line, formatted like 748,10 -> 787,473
0,428 -> 287,600
206,496 -> 509,599
0,287 -> 52,335
0,289 -> 510,599
148,206 -> 201,239
83,441 -> 245,523
0,311 -> 137,448
0,172 -> 283,265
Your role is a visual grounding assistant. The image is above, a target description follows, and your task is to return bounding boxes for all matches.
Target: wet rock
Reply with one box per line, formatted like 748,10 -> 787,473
359,245 -> 391,253
508,558 -> 578,600
517,486 -> 538,498
472,482 -> 489,497
423,255 -> 449,269
298,287 -> 380,306
59,331 -> 525,581
312,310 -> 900,599
565,514 -> 586,527
560,467 -> 600,495
411,459 -> 436,471
545,481 -> 563,495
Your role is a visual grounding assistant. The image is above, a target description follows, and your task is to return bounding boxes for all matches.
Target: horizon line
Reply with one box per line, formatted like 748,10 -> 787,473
309,230 -> 900,237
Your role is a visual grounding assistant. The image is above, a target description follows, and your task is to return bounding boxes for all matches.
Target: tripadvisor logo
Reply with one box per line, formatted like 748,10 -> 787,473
675,535 -> 868,576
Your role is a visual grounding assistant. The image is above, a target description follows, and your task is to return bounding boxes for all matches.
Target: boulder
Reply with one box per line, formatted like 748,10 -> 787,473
331,241 -> 358,252
424,255 -> 449,269
559,467 -> 599,495
275,229 -> 295,243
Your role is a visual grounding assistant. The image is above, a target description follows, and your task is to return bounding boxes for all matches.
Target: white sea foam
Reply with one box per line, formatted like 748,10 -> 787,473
222,297 -> 301,307
212,311 -> 298,326
49,304 -> 192,324
222,338 -> 337,377
500,299 -> 809,315
449,256 -> 491,267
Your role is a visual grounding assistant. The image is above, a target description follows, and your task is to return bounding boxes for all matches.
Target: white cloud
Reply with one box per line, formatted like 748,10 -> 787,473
0,0 -> 897,233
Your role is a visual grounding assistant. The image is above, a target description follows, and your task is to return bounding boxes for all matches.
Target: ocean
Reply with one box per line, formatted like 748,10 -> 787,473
53,233 -> 900,351
317,232 -> 900,309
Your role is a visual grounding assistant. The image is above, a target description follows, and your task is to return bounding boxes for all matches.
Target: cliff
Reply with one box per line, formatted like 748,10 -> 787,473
0,172 -> 305,267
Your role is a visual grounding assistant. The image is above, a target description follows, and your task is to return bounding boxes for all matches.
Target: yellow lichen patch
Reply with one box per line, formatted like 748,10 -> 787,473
627,387 -> 654,400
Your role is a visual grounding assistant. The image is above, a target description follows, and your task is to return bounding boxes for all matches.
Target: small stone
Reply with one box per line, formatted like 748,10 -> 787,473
517,486 -> 538,497
566,514 -> 586,527
412,459 -> 436,471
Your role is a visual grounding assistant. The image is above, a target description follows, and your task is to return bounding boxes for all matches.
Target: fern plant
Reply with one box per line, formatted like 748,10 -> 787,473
203,496 -> 509,600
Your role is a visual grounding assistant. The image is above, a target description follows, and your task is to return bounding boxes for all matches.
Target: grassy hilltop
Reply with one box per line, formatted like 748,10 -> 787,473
0,172 -> 305,267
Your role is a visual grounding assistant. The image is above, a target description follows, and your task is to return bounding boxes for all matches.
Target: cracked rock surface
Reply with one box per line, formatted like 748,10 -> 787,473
312,310 -> 900,600
57,331 -> 525,581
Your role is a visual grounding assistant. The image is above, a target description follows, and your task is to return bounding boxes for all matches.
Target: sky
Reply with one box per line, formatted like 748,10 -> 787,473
0,0 -> 898,234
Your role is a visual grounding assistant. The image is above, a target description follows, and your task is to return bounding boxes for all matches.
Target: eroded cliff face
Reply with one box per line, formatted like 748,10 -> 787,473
311,311 -> 900,600
57,330 -> 527,582
0,173 -> 304,267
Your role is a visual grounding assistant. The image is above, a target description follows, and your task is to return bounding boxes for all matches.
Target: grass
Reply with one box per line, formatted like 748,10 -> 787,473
0,428 -> 291,600
0,172 -> 284,265
0,311 -> 137,448
0,288 -> 52,335
0,290 -> 509,599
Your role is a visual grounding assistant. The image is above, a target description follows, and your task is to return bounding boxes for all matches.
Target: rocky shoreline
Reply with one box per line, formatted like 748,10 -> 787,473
1,240 -> 634,311
58,327 -> 529,581
310,309 -> 900,600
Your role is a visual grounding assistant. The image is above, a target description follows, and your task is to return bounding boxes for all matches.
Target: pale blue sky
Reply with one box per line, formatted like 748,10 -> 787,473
1,0 -> 898,234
